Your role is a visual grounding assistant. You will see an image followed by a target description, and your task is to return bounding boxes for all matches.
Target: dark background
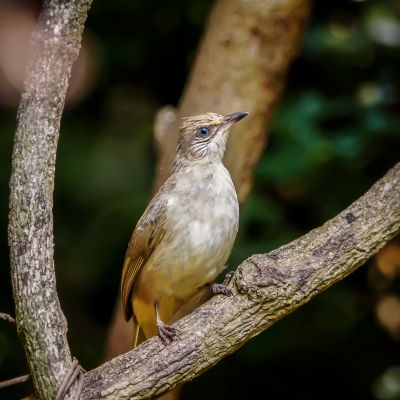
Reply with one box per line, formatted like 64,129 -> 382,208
1,0 -> 400,398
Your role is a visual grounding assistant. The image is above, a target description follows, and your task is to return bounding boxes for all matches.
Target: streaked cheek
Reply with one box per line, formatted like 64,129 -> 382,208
190,141 -> 208,158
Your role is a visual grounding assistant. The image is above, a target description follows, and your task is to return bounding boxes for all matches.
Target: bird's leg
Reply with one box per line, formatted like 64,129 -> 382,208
155,301 -> 177,344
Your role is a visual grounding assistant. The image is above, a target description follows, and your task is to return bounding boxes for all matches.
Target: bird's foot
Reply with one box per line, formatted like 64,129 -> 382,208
212,283 -> 233,296
156,321 -> 178,344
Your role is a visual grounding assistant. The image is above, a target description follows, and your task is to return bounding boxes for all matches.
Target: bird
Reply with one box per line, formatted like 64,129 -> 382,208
120,111 -> 248,346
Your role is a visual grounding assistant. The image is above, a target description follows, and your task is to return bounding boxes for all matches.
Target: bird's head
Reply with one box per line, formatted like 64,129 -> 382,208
177,111 -> 248,162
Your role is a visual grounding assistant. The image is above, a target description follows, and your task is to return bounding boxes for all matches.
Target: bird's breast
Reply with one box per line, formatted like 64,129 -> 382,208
149,163 -> 239,299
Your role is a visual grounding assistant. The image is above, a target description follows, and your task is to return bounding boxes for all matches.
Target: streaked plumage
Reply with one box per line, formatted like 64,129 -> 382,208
121,111 -> 247,345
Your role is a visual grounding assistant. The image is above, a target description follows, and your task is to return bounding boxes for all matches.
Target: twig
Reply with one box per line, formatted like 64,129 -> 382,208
0,374 -> 30,389
0,312 -> 15,324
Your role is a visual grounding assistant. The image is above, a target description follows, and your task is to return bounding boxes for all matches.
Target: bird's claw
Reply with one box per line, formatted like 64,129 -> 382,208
157,322 -> 178,344
212,283 -> 233,296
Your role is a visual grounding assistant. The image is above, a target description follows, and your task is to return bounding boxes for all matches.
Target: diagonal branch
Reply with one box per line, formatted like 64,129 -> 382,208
82,163 -> 400,399
8,1 -> 92,399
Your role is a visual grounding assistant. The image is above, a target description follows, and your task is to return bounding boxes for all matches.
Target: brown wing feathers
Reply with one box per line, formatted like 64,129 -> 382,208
120,195 -> 167,321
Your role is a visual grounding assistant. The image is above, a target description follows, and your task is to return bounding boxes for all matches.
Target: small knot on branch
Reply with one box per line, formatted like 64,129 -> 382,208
345,212 -> 358,224
233,254 -> 291,301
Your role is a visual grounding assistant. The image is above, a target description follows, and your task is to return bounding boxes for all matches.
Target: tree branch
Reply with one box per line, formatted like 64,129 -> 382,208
0,312 -> 16,324
154,0 -> 311,199
82,163 -> 400,399
0,374 -> 30,389
8,1 -> 92,399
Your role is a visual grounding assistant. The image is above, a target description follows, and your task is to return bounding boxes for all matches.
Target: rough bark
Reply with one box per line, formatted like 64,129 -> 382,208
105,0 -> 312,362
83,164 -> 400,400
8,1 -> 92,399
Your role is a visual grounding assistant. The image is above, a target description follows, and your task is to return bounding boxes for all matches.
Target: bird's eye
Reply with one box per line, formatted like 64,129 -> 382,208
197,126 -> 210,138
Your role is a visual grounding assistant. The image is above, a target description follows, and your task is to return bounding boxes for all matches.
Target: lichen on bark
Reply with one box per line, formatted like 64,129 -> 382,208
8,1 -> 92,399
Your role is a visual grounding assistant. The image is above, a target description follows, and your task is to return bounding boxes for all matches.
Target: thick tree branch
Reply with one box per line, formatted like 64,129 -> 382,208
8,1 -> 91,399
83,164 -> 400,399
154,0 -> 311,199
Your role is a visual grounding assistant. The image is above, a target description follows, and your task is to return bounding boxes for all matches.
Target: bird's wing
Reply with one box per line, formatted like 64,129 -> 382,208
121,193 -> 167,321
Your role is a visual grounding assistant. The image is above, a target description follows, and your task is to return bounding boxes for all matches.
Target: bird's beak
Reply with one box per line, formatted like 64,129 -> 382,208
223,111 -> 249,124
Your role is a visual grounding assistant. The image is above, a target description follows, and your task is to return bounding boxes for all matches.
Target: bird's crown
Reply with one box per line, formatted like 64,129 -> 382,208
180,112 -> 224,133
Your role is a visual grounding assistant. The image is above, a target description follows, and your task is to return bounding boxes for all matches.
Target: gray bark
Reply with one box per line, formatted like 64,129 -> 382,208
82,163 -> 400,400
8,1 -> 92,399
